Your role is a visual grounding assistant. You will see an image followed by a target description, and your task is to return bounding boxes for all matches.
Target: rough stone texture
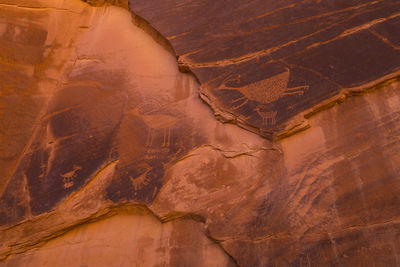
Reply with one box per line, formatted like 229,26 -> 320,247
2,206 -> 234,267
153,81 -> 400,266
0,0 -> 400,266
128,0 -> 400,138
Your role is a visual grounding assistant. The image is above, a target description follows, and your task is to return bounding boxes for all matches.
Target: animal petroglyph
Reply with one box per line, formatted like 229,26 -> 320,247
60,165 -> 82,189
128,107 -> 179,147
129,170 -> 150,191
215,68 -> 309,110
254,108 -> 277,126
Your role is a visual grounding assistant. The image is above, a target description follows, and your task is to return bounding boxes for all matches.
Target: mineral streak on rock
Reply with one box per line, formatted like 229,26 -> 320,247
0,0 -> 400,266
128,0 -> 400,138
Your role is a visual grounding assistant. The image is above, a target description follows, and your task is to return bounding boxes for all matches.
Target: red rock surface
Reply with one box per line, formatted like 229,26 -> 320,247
0,0 -> 399,266
129,0 -> 400,138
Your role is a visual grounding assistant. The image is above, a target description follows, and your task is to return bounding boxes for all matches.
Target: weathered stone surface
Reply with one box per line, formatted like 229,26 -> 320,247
128,0 -> 400,138
0,2 -> 265,264
0,0 -> 94,223
0,0 -> 400,266
153,81 -> 400,266
2,206 -> 234,267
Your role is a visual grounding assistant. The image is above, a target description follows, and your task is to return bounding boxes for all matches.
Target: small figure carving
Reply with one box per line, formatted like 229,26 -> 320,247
215,68 -> 309,110
254,107 -> 277,126
128,107 -> 178,147
129,170 -> 150,191
60,165 -> 82,189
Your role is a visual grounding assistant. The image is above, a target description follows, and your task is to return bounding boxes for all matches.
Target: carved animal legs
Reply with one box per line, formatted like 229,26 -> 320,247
163,128 -> 167,147
145,128 -> 154,147
268,115 -> 276,125
162,128 -> 171,147
262,116 -> 276,126
167,128 -> 171,147
256,109 -> 277,127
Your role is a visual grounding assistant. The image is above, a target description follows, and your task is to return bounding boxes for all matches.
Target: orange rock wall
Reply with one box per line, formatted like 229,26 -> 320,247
0,1 -> 399,266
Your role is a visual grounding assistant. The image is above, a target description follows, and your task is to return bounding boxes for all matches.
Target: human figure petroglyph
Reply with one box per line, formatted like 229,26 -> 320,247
215,68 -> 309,110
128,106 -> 179,147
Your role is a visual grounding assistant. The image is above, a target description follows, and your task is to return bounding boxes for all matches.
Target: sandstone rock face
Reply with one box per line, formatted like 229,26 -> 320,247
2,207 -> 234,267
0,0 -> 400,266
129,0 -> 400,138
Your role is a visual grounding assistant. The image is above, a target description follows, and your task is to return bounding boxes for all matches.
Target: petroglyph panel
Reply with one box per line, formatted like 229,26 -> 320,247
2,1 -> 400,267
128,0 -> 400,136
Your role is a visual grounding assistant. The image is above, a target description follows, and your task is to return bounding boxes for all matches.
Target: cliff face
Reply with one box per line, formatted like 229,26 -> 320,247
128,0 -> 400,138
0,0 -> 400,266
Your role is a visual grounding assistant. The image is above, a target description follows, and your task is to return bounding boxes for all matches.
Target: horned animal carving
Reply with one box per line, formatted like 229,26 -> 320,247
254,108 -> 277,126
128,107 -> 178,147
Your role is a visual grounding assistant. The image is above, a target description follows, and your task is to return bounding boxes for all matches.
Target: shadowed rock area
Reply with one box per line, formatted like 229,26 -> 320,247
0,0 -> 400,266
